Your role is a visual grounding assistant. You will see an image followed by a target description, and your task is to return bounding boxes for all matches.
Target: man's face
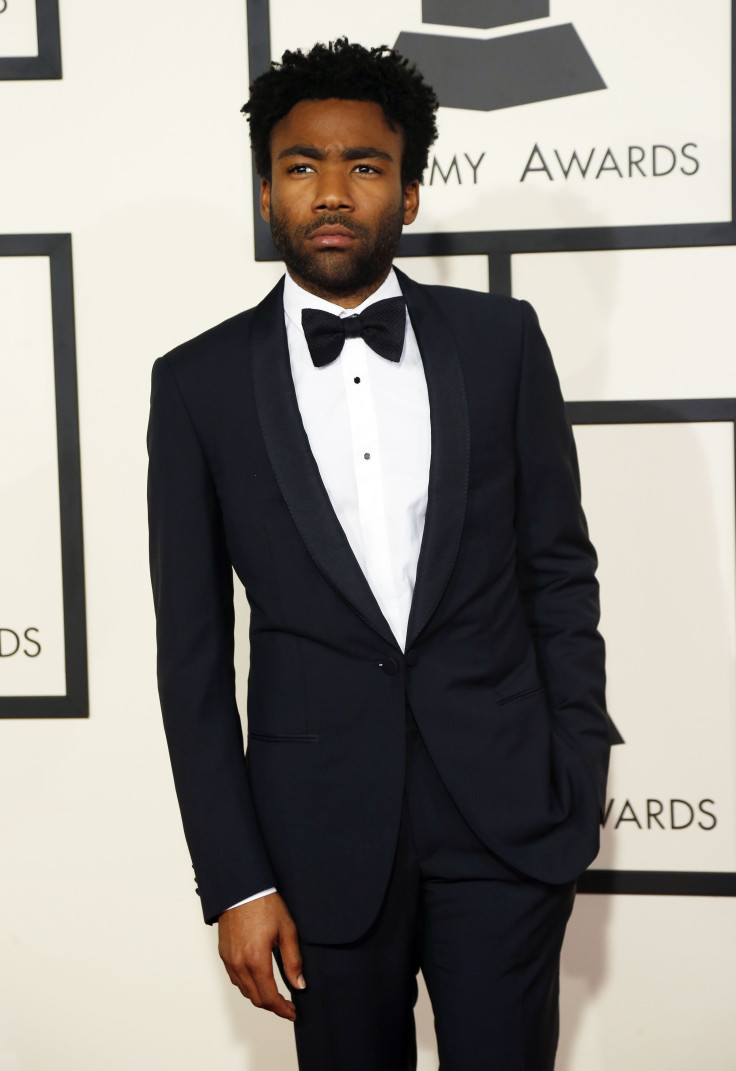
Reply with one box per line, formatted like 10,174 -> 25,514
260,98 -> 420,306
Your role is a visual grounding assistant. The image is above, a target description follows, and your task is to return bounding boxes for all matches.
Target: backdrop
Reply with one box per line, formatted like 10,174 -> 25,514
1,1 -> 735,1068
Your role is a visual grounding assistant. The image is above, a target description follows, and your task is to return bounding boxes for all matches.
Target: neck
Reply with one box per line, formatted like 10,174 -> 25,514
285,266 -> 392,309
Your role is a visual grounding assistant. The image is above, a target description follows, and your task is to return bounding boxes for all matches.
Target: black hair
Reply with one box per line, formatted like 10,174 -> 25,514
242,38 -> 439,185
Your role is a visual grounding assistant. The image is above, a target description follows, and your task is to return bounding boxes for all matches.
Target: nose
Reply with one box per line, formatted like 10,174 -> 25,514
312,167 -> 354,213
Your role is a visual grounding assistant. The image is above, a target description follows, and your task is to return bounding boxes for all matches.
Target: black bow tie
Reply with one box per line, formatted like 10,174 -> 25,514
301,296 -> 406,368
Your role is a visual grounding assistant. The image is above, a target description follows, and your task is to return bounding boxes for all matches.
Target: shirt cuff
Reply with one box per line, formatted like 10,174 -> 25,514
222,887 -> 277,912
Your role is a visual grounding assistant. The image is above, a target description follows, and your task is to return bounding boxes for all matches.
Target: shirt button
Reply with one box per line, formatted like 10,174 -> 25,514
354,376 -> 361,383
364,452 -> 371,460
375,657 -> 398,676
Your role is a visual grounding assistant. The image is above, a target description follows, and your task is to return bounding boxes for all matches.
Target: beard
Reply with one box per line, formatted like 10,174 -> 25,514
269,201 -> 405,300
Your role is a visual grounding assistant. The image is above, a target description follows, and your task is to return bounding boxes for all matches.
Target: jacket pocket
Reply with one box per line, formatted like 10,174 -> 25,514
247,730 -> 319,743
495,685 -> 544,707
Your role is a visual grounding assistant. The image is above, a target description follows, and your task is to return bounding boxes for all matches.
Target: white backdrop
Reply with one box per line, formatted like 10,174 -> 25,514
1,2 -> 735,1068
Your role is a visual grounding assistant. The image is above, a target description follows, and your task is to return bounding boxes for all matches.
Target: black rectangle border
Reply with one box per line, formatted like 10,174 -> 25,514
245,5 -> 736,893
0,0 -> 62,80
0,234 -> 87,717
568,397 -> 736,895
246,0 -> 736,261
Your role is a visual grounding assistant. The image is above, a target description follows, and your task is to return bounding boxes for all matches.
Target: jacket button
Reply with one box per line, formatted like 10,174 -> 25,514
376,657 -> 398,675
405,652 -> 418,667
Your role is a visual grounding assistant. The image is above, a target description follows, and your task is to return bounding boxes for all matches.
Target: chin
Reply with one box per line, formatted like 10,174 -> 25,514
305,259 -> 366,292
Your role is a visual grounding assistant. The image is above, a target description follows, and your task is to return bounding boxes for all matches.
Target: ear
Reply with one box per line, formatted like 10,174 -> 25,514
403,180 -> 420,226
260,177 -> 272,223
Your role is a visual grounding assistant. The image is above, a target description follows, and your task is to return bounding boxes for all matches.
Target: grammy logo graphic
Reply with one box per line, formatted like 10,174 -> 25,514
395,0 -> 606,111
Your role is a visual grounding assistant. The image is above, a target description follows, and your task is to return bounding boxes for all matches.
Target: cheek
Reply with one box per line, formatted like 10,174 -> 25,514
271,186 -> 313,222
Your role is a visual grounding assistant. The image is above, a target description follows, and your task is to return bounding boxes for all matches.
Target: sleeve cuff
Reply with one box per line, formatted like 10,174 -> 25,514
221,887 -> 277,913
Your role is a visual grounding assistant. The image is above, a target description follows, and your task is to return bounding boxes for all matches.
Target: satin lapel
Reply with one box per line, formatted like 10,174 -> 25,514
395,267 -> 470,650
250,278 -> 401,651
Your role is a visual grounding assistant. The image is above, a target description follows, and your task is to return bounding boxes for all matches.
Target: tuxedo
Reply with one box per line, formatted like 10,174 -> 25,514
147,267 -> 610,952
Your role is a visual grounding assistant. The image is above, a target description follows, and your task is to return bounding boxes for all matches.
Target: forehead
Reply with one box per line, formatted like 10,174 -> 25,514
270,98 -> 402,153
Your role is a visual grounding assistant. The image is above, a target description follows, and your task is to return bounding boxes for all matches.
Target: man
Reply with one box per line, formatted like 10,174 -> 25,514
147,38 -> 610,1070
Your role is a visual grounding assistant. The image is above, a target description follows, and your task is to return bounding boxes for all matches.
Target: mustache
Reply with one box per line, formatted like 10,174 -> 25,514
300,215 -> 370,239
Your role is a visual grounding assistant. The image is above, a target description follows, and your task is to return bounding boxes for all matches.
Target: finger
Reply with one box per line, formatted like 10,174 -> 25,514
227,963 -> 294,1019
225,963 -> 259,1004
251,969 -> 297,1020
279,921 -> 306,991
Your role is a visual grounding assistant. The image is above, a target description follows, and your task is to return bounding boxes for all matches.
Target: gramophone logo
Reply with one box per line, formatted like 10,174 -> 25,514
394,0 -> 605,111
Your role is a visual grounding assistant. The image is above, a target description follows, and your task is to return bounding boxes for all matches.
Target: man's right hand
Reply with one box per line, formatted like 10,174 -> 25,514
218,892 -> 306,1020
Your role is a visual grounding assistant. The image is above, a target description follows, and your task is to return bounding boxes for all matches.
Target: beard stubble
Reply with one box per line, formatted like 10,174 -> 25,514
268,200 -> 405,301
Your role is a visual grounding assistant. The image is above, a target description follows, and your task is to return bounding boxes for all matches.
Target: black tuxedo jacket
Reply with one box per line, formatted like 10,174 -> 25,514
147,267 -> 610,943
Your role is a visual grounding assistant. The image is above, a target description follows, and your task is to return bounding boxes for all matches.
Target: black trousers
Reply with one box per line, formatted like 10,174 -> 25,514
282,708 -> 576,1070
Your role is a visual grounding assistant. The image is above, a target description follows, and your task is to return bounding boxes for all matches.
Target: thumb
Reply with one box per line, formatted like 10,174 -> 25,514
279,921 -> 306,991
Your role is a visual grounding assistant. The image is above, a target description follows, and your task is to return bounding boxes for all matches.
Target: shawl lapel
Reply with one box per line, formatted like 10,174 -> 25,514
250,268 -> 469,652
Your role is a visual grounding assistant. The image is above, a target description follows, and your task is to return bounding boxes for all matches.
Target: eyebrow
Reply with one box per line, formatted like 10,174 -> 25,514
276,144 -> 394,163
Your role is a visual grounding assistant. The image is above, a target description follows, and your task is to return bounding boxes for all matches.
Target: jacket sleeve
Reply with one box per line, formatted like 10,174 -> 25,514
514,300 -> 611,814
147,356 -> 276,923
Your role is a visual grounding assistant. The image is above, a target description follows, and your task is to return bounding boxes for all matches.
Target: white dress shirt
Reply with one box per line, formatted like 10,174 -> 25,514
226,267 -> 432,911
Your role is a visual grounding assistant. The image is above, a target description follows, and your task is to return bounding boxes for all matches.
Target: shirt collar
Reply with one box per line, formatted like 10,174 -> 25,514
283,267 -> 403,331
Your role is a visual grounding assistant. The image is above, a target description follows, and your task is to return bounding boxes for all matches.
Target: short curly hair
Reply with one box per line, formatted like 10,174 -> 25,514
242,38 -> 439,185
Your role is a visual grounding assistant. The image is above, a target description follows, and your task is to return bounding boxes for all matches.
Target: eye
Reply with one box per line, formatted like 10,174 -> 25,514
286,163 -> 316,174
353,164 -> 381,174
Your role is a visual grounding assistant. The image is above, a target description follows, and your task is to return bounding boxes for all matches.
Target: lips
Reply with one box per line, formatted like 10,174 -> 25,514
308,225 -> 356,248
